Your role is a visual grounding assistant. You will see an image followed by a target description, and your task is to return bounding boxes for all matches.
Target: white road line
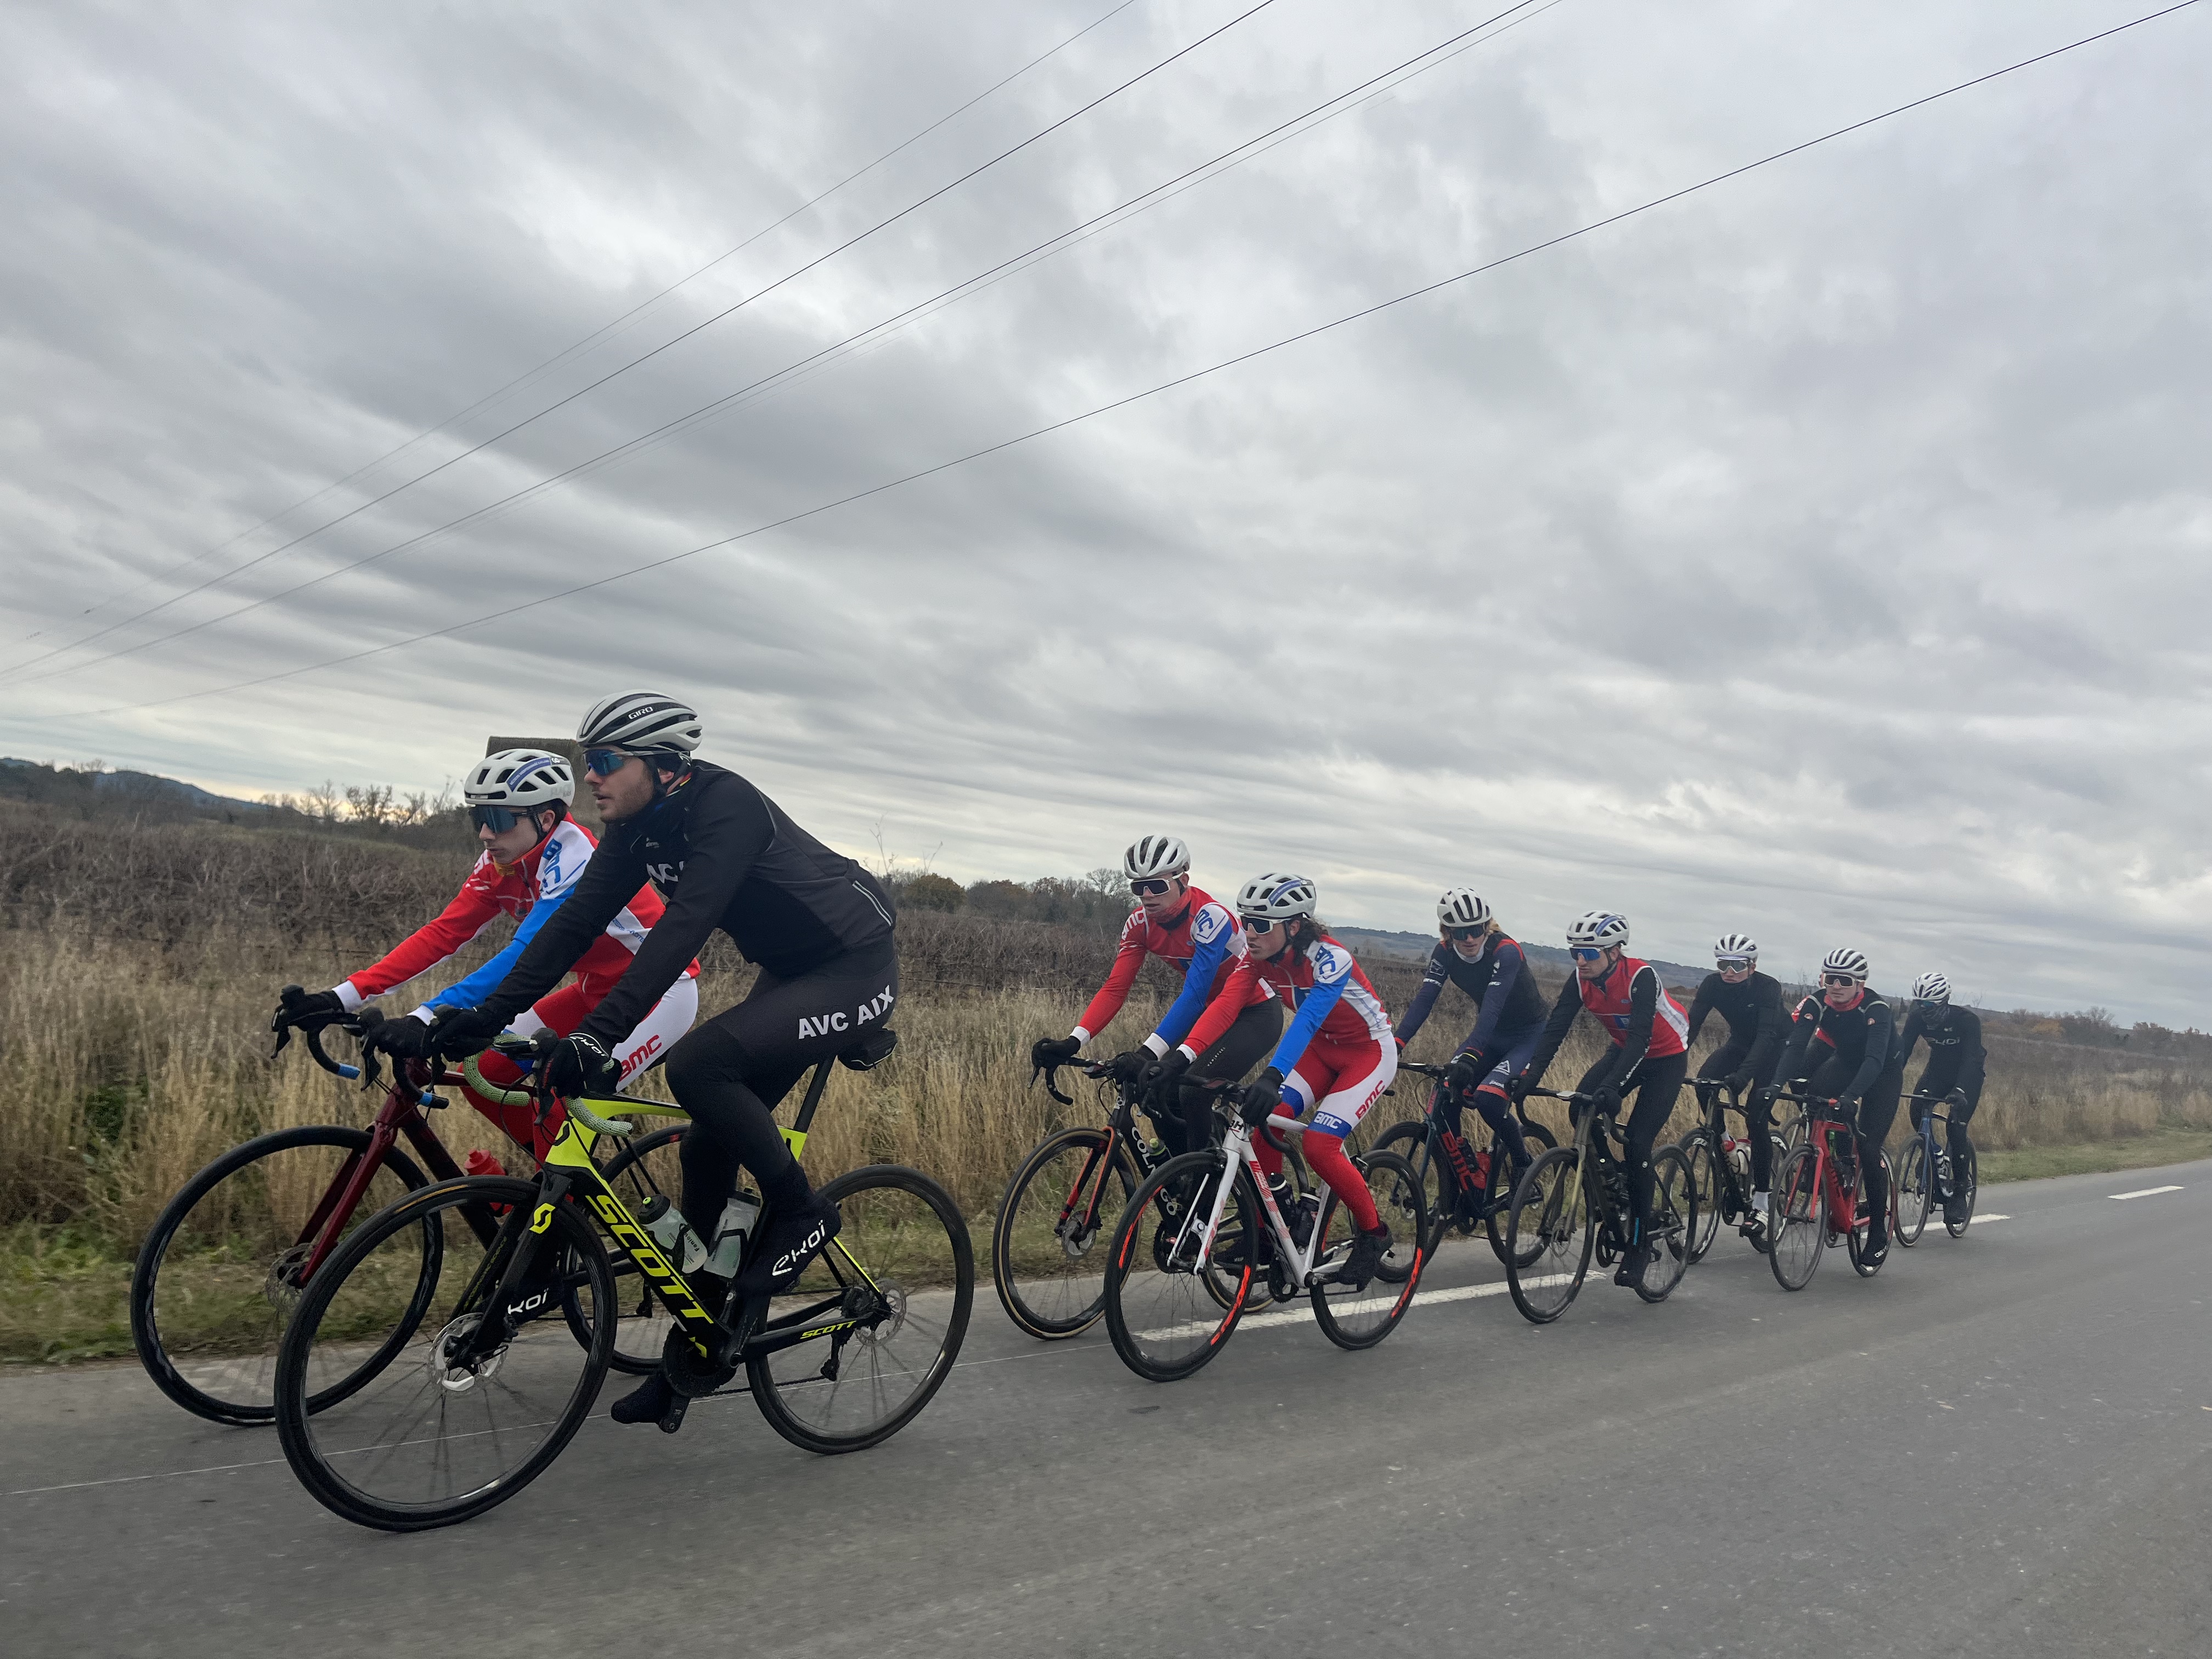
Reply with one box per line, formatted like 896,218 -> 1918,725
8,1454 -> 289,1498
1137,1272 -> 1574,1340
2109,1184 -> 2184,1201
1969,1214 -> 2010,1224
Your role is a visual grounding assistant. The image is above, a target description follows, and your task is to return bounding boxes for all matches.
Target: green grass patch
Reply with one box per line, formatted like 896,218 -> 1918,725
1980,1125 -> 2212,1186
0,1226 -> 137,1365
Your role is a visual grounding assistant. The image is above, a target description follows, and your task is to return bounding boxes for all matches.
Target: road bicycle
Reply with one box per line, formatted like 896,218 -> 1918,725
1892,1089 -> 1978,1245
1372,1059 -> 1556,1266
271,1026 -> 972,1531
1674,1075 -> 1786,1262
1766,1088 -> 1893,1290
129,1004 -> 683,1426
1502,1087 -> 1697,1323
1101,1081 -> 1428,1382
991,1057 -> 1188,1340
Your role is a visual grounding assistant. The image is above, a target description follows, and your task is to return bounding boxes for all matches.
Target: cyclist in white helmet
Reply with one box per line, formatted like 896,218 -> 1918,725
285,747 -> 700,1162
1763,946 -> 1904,1265
1895,971 -> 1985,1226
1683,933 -> 1787,1229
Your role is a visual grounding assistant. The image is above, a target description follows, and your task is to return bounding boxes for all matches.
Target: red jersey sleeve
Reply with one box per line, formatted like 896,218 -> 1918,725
1177,955 -> 1267,1058
1074,911 -> 1150,1041
341,860 -> 503,1003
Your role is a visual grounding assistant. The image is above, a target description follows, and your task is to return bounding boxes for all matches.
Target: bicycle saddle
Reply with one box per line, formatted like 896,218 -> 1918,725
839,1028 -> 899,1071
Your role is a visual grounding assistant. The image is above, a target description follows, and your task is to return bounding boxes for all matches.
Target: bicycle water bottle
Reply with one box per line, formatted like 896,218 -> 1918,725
636,1194 -> 708,1275
1471,1147 -> 1493,1193
1724,1136 -> 1750,1184
704,1192 -> 763,1279
1440,1128 -> 1477,1192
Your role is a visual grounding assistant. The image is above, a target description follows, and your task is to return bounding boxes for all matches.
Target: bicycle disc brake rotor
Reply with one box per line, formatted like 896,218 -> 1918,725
849,1280 -> 907,1348
426,1315 -> 509,1395
1056,1216 -> 1099,1261
263,1243 -> 312,1315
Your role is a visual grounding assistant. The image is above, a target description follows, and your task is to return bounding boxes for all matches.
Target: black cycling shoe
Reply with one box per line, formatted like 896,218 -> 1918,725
1861,1225 -> 1890,1268
610,1368 -> 676,1426
1613,1242 -> 1656,1290
738,1195 -> 842,1297
1333,1224 -> 1393,1289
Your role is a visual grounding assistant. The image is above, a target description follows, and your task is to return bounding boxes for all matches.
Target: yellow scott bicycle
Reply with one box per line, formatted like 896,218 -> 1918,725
272,1028 -> 972,1531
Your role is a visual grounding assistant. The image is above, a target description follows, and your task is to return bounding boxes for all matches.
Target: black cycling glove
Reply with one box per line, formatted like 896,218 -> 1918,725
1030,1035 -> 1081,1072
1143,1048 -> 1192,1098
1507,1075 -> 1533,1106
1725,1069 -> 1756,1096
363,1013 -> 436,1062
426,1004 -> 506,1059
1589,1085 -> 1622,1119
538,1030 -> 620,1098
1239,1068 -> 1285,1126
1443,1050 -> 1485,1093
1104,1049 -> 1152,1085
275,984 -> 346,1028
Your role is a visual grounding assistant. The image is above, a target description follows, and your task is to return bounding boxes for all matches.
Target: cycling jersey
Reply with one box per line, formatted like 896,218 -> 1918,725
1897,1002 -> 1986,1115
1684,970 -> 1785,1080
331,819 -> 694,1023
471,760 -> 895,1050
1181,934 -> 1391,1075
1071,888 -> 1260,1053
1526,955 -> 1689,1095
1772,989 -> 1898,1107
1396,933 -> 1546,1056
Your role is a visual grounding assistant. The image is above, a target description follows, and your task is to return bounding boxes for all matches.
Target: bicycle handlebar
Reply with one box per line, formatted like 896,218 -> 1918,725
487,1035 -> 636,1137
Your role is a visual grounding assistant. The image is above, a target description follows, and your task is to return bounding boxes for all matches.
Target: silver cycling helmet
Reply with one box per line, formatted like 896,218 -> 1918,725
464,748 -> 574,810
1821,946 -> 1871,982
577,691 -> 704,755
1235,871 -> 1318,922
1714,932 -> 1759,964
1437,888 -> 1492,931
1566,911 -> 1630,950
1122,835 -> 1191,882
1911,970 -> 1953,1005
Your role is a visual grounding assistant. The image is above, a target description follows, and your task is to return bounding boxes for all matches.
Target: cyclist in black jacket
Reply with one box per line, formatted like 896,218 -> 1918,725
1395,889 -> 1544,1179
428,691 -> 896,1426
1896,971 -> 1985,1225
1765,946 -> 1901,1263
1684,931 -> 1787,1223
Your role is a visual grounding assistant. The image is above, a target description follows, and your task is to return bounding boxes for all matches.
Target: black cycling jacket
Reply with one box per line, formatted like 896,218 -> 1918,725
1896,1004 -> 1987,1097
475,760 -> 895,1047
1396,933 -> 1547,1054
1771,989 -> 1897,1107
1685,970 -> 1786,1079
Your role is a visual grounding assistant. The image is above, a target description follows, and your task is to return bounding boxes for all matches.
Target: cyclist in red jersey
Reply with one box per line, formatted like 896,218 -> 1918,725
1182,872 -> 1399,1288
278,749 -> 699,1161
1029,835 -> 1280,1156
1514,910 -> 1689,1291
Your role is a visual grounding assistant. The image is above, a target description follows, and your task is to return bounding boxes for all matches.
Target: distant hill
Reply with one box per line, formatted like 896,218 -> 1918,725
1333,924 -> 1711,990
1,757 -> 263,814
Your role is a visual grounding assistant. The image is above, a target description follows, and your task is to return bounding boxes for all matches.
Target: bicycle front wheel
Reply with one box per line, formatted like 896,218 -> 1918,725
273,1175 -> 614,1532
1482,1120 -> 1558,1268
1768,1146 -> 1825,1291
1310,1149 -> 1427,1351
1678,1130 -> 1720,1265
1103,1152 -> 1256,1383
991,1126 -> 1139,1339
131,1125 -> 432,1426
1635,1145 -> 1696,1303
1892,1138 -> 1930,1247
1505,1148 -> 1592,1325
747,1164 -> 973,1454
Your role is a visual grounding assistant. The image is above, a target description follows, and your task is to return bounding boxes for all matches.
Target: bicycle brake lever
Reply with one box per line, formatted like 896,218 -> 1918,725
1036,1063 -> 1075,1107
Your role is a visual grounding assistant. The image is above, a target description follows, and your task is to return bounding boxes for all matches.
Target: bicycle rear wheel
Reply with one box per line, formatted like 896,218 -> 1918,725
1892,1139 -> 1930,1247
597,1123 -> 688,1373
1103,1152 -> 1256,1382
991,1126 -> 1139,1339
1635,1146 -> 1695,1303
1768,1146 -> 1825,1291
273,1175 -> 613,1531
1483,1120 -> 1557,1268
1678,1130 -> 1720,1265
1310,1150 -> 1427,1350
131,1125 -> 432,1426
1505,1148 -> 1592,1325
1374,1121 -> 1449,1255
747,1163 -> 973,1454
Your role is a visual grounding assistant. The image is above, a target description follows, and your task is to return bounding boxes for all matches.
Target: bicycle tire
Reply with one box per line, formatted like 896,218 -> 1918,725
991,1126 -> 1140,1339
595,1122 -> 689,1373
1482,1120 -> 1556,1268
274,1175 -> 614,1532
1504,1147 -> 1592,1325
1678,1129 -> 1721,1265
748,1163 -> 974,1454
1374,1121 -> 1449,1254
1635,1145 -> 1695,1303
1944,1146 -> 1978,1238
1892,1138 -> 1930,1247
1310,1149 -> 1428,1350
1767,1146 -> 1825,1291
1103,1151 -> 1256,1383
130,1124 -> 433,1426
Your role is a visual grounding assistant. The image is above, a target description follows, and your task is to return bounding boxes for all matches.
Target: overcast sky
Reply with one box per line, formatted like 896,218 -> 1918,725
4,0 -> 2208,1021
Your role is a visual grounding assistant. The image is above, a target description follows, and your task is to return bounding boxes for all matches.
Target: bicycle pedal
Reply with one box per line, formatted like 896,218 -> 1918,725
657,1396 -> 689,1435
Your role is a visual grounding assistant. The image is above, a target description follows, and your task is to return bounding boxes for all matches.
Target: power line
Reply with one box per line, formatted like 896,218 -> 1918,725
15,0 -> 1566,686
73,0 -> 2202,721
5,0 -> 1144,672
4,0 -> 1275,687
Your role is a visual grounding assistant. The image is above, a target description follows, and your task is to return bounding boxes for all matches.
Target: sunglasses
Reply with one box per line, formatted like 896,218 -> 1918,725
1243,915 -> 1278,934
583,748 -> 635,778
470,805 -> 523,833
1129,878 -> 1175,897
1446,926 -> 1486,942
1716,957 -> 1753,972
1822,973 -> 1861,989
1568,946 -> 1605,962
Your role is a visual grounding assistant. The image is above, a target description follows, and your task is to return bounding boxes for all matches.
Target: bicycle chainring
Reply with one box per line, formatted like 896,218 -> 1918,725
662,1325 -> 741,1398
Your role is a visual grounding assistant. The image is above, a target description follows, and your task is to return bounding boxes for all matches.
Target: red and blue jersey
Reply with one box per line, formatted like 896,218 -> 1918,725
1183,934 -> 1391,1070
1075,887 -> 1260,1051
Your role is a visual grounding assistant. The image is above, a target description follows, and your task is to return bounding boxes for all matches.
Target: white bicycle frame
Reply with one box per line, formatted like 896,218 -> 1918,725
1172,1113 -> 1350,1290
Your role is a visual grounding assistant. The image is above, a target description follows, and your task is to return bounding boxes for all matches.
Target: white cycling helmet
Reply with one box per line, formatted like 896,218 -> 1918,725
1821,946 -> 1871,982
577,690 -> 703,755
464,748 -> 574,810
1566,911 -> 1630,950
1911,970 -> 1952,1005
1714,932 -> 1758,963
1122,835 -> 1190,882
1236,871 -> 1318,922
1438,888 -> 1492,931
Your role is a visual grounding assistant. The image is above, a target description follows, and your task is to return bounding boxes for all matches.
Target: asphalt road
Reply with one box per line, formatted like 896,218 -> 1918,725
5,1160 -> 2206,1658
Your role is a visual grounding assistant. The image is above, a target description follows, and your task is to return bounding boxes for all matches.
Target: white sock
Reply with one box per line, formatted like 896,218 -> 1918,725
1750,1190 -> 1769,1214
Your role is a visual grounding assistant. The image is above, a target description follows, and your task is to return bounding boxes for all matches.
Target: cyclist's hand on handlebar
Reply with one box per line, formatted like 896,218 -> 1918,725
362,1011 -> 438,1062
274,985 -> 345,1029
1142,1048 -> 1190,1097
1507,1075 -> 1532,1105
1103,1048 -> 1152,1085
1239,1068 -> 1285,1126
1725,1069 -> 1754,1095
1443,1051 -> 1484,1093
1590,1085 -> 1622,1119
424,1004 -> 504,1058
1755,1082 -> 1781,1107
1943,1087 -> 1969,1108
1030,1035 -> 1081,1072
537,1030 -> 620,1098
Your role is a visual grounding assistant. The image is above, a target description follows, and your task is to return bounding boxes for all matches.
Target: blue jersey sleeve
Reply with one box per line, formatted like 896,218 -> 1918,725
424,881 -> 574,1013
1152,904 -> 1235,1050
1268,947 -> 1351,1075
1463,940 -> 1525,1055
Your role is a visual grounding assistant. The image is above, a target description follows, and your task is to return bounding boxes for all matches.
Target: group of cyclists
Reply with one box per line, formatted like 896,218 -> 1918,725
281,688 -> 1988,1426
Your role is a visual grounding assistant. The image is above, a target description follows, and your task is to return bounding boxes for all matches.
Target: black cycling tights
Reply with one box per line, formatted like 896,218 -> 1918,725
663,940 -> 899,1239
1159,998 -> 1285,1156
1699,1045 -> 1776,1189
1575,1052 -> 1686,1243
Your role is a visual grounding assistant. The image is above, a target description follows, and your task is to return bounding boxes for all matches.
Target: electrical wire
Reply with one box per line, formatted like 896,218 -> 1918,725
13,0 -> 1566,687
4,0 -> 1275,686
71,0 -> 2204,721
